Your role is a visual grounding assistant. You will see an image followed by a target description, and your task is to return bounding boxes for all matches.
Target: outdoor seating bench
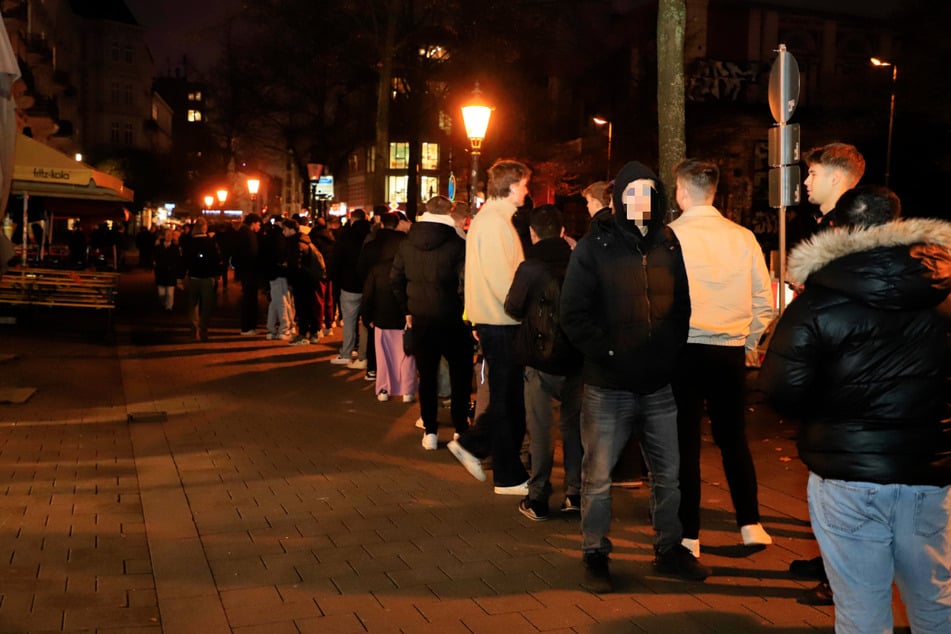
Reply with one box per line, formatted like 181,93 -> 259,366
0,268 -> 120,330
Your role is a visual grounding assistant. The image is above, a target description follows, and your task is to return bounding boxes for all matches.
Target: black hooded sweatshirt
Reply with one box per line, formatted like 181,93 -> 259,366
560,161 -> 691,393
391,218 -> 466,325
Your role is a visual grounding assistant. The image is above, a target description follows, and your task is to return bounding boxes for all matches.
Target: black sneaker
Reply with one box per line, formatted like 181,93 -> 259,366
797,580 -> 834,605
581,551 -> 612,594
560,495 -> 581,513
653,545 -> 711,581
364,370 -> 377,381
789,556 -> 826,581
518,497 -> 549,522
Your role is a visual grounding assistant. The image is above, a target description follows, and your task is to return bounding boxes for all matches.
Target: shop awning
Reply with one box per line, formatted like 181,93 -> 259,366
10,134 -> 134,203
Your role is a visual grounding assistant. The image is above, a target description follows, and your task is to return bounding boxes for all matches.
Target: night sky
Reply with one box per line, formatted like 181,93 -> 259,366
124,0 -> 905,76
124,0 -> 243,73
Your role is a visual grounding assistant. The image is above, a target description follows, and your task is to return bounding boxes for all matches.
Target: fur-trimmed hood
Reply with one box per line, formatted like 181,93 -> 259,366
788,217 -> 951,310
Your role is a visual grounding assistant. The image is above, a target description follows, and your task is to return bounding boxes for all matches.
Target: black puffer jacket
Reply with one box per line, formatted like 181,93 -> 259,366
391,218 -> 465,324
560,161 -> 691,393
330,219 -> 371,293
760,218 -> 951,486
360,228 -> 407,330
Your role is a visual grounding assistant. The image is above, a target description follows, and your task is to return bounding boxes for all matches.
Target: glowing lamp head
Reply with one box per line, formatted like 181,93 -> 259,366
247,178 -> 260,196
204,195 -> 214,208
216,189 -> 228,204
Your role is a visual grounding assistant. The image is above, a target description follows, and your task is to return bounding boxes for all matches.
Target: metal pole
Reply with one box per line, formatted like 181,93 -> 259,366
470,149 -> 480,215
606,122 -> 613,181
884,65 -> 896,188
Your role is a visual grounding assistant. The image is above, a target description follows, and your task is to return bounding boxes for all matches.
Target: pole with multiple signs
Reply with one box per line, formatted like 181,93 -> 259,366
767,43 -> 801,312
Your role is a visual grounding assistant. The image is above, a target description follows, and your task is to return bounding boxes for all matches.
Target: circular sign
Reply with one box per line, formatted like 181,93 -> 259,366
768,47 -> 800,123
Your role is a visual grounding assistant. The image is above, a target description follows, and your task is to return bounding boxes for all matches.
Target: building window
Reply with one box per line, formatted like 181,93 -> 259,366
420,176 -> 439,201
389,142 -> 409,169
110,122 -> 120,144
187,91 -> 202,102
187,109 -> 202,122
111,41 -> 120,62
124,44 -> 133,63
387,176 -> 408,204
110,82 -> 120,105
348,152 -> 359,172
366,146 -> 376,173
123,84 -> 133,106
420,143 -> 439,170
124,123 -> 134,145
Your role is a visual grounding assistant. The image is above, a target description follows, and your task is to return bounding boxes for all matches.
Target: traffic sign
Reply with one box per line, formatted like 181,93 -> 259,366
768,45 -> 800,124
768,123 -> 800,167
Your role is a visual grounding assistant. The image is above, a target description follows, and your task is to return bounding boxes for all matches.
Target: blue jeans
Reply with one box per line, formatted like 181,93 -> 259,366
524,368 -> 582,502
581,384 -> 682,554
338,290 -> 363,359
808,473 -> 951,633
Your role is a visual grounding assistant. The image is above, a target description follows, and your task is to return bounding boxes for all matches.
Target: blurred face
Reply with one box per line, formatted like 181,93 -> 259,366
804,164 -> 838,211
506,177 -> 530,207
622,178 -> 655,235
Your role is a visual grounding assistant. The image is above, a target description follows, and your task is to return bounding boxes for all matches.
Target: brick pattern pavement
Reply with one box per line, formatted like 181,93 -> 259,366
0,270 -> 913,632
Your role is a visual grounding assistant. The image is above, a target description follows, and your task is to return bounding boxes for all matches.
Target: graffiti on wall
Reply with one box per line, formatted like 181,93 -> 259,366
686,59 -> 767,103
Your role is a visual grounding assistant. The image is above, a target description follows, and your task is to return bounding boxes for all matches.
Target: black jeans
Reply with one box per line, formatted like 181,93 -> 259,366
459,324 -> 527,487
238,271 -> 259,332
414,318 -> 473,435
673,343 -> 761,539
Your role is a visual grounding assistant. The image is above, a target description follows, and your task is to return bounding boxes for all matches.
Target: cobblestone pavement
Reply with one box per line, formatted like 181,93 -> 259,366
0,269 -> 912,633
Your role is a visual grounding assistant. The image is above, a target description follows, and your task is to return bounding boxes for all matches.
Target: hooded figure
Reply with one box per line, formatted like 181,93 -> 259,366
561,161 -> 691,393
560,161 -> 705,592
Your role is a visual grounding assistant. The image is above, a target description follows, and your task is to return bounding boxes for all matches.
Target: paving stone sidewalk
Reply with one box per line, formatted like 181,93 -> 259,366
0,269 -> 911,633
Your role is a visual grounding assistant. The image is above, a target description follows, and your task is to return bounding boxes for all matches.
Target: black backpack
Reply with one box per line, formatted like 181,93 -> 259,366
302,244 -> 326,282
515,272 -> 563,367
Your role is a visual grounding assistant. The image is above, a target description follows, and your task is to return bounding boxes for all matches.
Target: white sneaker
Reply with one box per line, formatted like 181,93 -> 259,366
452,432 -> 460,441
447,440 -> 487,482
402,394 -> 416,403
682,537 -> 700,559
421,433 -> 437,451
493,480 -> 529,496
740,523 -> 773,547
415,417 -> 425,429
347,359 -> 367,370
377,390 -> 389,402
330,356 -> 351,365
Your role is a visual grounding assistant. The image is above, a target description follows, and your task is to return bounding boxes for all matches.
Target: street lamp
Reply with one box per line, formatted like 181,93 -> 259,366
247,178 -> 260,215
203,195 -> 214,210
593,117 -> 613,181
216,189 -> 229,208
461,82 -> 492,214
870,57 -> 897,187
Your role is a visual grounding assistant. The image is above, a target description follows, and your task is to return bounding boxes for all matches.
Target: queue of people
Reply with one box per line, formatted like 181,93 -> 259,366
142,146 -> 951,631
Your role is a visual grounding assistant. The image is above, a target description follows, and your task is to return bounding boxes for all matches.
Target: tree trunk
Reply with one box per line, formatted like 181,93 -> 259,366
657,0 -> 686,204
373,3 -> 399,206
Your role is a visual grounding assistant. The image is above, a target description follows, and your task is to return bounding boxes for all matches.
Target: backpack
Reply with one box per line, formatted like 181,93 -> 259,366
515,272 -> 563,367
302,244 -> 326,282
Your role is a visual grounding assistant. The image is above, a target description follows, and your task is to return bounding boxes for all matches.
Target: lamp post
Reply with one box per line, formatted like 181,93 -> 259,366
461,82 -> 492,214
593,117 -> 613,181
247,178 -> 260,215
870,57 -> 897,188
216,189 -> 229,210
203,195 -> 214,211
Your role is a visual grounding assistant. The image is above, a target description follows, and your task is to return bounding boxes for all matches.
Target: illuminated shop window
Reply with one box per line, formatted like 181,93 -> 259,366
389,142 -> 409,169
387,176 -> 408,204
420,143 -> 439,170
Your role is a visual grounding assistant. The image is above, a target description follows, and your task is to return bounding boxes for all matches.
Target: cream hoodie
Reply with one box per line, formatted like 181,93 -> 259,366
464,198 -> 524,325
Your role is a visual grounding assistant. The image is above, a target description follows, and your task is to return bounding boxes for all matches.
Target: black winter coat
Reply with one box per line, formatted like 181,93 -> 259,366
760,218 -> 951,486
504,237 -> 582,376
391,220 -> 465,325
360,229 -> 407,330
232,224 -> 259,278
182,233 -> 222,279
331,220 -> 371,293
153,240 -> 183,286
561,161 -> 690,394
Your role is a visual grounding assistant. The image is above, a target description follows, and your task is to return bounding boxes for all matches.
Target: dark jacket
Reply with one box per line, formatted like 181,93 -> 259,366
504,237 -> 582,375
760,218 -> 951,486
560,161 -> 691,393
153,239 -> 183,286
232,224 -> 259,278
286,231 -> 314,288
182,233 -> 222,279
331,219 -> 371,293
360,228 -> 407,330
310,224 -> 336,277
391,218 -> 466,324
259,224 -> 290,281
